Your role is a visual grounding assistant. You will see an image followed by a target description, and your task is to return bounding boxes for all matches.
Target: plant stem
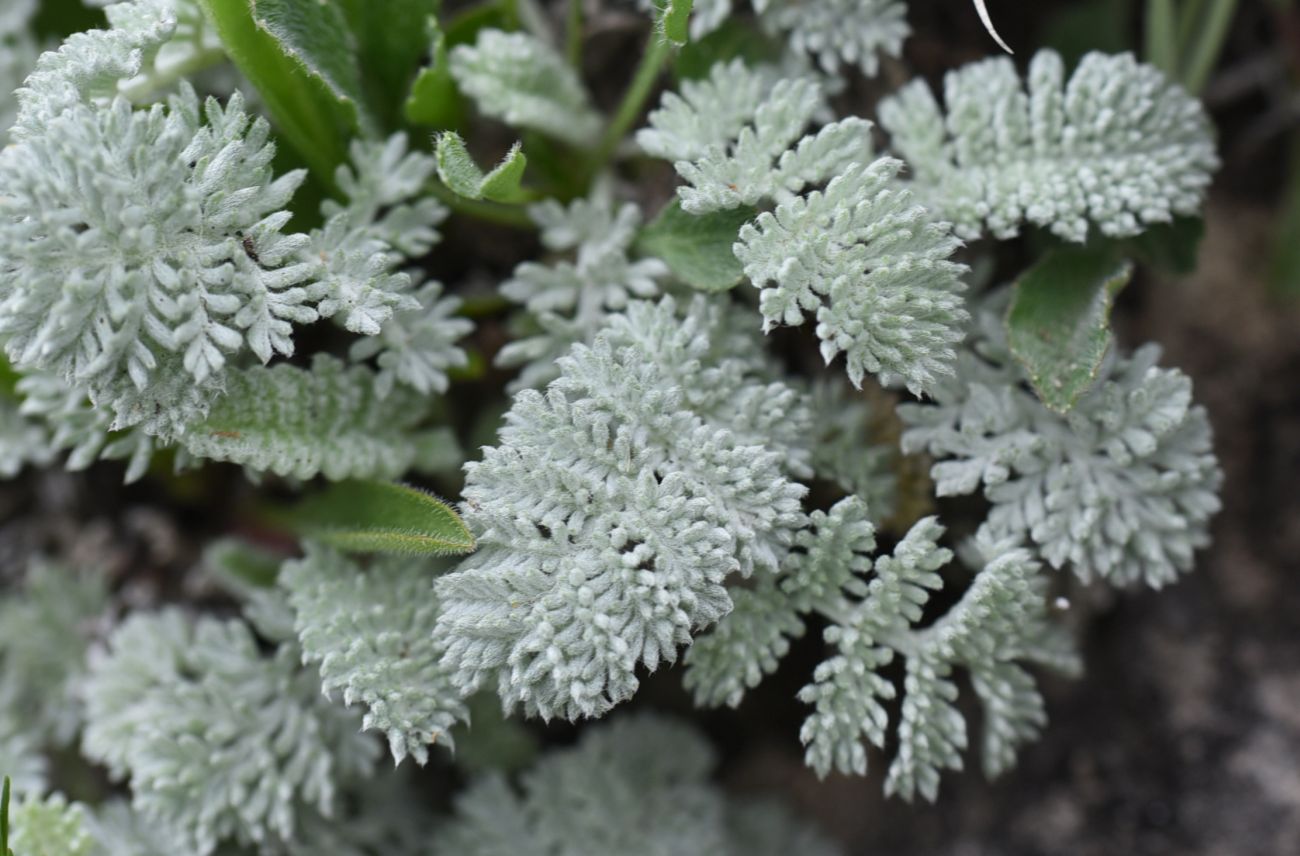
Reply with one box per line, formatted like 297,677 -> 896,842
592,34 -> 672,169
566,0 -> 583,69
1144,0 -> 1178,76
1180,0 -> 1239,93
427,182 -> 536,229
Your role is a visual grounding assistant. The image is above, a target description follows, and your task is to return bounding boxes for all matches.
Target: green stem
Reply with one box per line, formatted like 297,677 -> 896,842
1144,0 -> 1178,76
592,34 -> 672,169
1180,0 -> 1238,93
427,182 -> 536,229
566,0 -> 583,69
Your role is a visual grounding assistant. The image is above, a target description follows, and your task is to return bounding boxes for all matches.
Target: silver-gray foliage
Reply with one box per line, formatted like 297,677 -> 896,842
82,609 -> 379,855
432,715 -> 842,856
435,297 -> 810,721
899,306 -> 1222,589
878,49 -> 1218,242
280,544 -> 469,765
687,495 -> 1080,801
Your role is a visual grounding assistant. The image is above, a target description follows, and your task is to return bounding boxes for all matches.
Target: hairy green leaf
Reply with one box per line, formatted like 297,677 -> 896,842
658,0 -> 694,46
197,0 -> 354,184
635,199 -> 751,292
1007,248 -> 1134,414
252,0 -> 372,130
435,132 -> 528,203
289,480 -> 475,556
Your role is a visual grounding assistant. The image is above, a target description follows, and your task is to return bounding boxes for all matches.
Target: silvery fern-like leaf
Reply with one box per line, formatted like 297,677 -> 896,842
91,0 -> 225,102
497,192 -> 667,390
313,134 -> 448,336
348,280 -> 472,398
280,544 -> 469,765
432,715 -> 841,856
84,801 -> 192,856
685,497 -> 873,710
0,78 -> 317,437
0,0 -> 37,139
754,0 -> 909,77
793,503 -> 1079,800
899,301 -> 1223,588
7,793 -> 93,856
877,50 -> 1218,242
734,158 -> 969,394
177,355 -> 446,481
82,609 -> 379,855
0,393 -> 55,478
436,297 -> 809,721
639,60 -> 872,213
0,562 -> 109,746
449,29 -> 601,146
11,0 -> 176,134
16,372 -> 156,482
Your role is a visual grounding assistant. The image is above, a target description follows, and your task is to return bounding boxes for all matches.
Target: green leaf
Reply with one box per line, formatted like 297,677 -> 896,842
657,0 -> 693,46
435,132 -> 528,203
405,17 -> 462,128
340,0 -> 438,129
252,0 -> 373,132
1006,248 -> 1134,414
288,480 -> 476,556
1126,216 -> 1204,275
197,0 -> 356,186
636,199 -> 753,292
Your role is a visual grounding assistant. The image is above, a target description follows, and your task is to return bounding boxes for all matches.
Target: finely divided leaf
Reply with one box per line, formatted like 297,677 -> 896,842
635,199 -> 752,292
289,480 -> 475,556
1006,248 -> 1133,413
435,132 -> 527,203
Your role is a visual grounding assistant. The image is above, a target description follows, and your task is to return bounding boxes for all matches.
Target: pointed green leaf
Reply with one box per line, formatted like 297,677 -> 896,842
435,132 -> 528,203
1007,247 -> 1134,414
289,480 -> 476,556
657,0 -> 694,46
405,17 -> 463,128
636,199 -> 754,292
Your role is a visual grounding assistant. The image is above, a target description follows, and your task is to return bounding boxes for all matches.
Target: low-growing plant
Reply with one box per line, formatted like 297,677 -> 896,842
0,0 -> 1225,852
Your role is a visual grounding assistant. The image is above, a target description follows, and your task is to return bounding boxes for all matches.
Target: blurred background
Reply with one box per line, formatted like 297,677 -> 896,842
5,1 -> 1299,854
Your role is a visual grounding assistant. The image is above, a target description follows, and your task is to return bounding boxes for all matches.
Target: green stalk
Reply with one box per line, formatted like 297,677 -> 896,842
427,182 -> 536,229
566,0 -> 583,69
1180,0 -> 1239,93
1145,0 -> 1178,76
592,34 -> 672,169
